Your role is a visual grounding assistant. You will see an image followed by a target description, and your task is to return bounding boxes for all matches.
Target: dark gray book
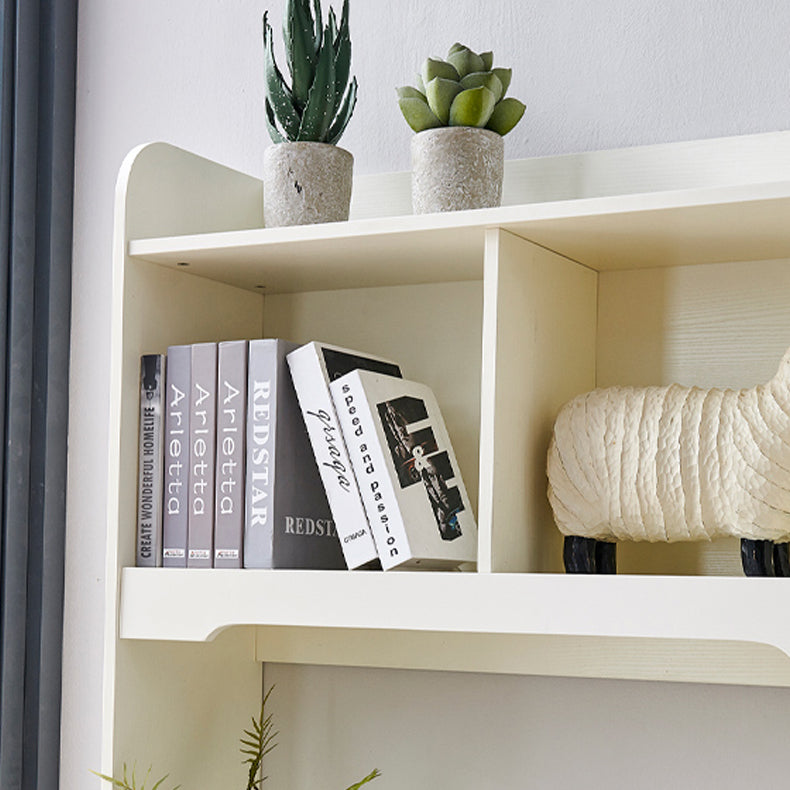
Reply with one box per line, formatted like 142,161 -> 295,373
162,345 -> 190,567
244,338 -> 345,569
214,340 -> 248,568
187,342 -> 217,568
136,354 -> 165,567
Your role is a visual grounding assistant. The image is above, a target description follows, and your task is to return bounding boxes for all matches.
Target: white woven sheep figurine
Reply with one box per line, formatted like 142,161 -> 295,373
547,345 -> 790,576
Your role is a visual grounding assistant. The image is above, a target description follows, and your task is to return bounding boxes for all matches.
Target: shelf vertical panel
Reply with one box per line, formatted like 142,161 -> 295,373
479,229 -> 597,573
106,144 -> 268,781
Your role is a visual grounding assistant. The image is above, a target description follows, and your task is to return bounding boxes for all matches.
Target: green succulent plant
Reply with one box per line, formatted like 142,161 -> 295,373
263,0 -> 357,144
398,43 -> 525,136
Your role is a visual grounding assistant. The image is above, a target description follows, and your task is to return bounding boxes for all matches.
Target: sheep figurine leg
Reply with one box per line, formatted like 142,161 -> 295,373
547,346 -> 790,576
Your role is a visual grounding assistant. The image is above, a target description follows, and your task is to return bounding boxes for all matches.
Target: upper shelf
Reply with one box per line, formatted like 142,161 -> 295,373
128,180 -> 790,294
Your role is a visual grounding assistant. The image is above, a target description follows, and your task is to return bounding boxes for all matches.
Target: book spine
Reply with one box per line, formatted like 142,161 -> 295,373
330,373 -> 410,570
214,340 -> 248,568
244,339 -> 278,568
136,354 -> 165,567
187,342 -> 217,568
287,345 -> 379,569
162,345 -> 190,567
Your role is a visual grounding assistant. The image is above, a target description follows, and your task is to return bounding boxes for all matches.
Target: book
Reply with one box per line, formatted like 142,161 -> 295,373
244,338 -> 345,569
214,340 -> 248,568
136,354 -> 165,567
287,342 -> 403,569
187,342 -> 217,567
162,344 -> 190,567
330,370 -> 477,571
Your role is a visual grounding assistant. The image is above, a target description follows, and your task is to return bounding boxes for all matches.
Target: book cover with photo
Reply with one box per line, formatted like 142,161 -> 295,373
245,338 -> 346,569
287,341 -> 402,570
136,353 -> 165,567
330,369 -> 477,571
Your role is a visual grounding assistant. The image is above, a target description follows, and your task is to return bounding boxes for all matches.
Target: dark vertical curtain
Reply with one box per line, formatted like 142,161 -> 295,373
0,0 -> 76,787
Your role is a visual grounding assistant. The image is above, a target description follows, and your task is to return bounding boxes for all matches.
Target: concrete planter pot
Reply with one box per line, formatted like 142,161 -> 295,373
263,142 -> 353,227
411,127 -> 505,214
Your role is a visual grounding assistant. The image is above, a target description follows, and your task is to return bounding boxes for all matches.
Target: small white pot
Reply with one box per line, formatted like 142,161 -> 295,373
263,142 -> 353,227
411,126 -> 505,214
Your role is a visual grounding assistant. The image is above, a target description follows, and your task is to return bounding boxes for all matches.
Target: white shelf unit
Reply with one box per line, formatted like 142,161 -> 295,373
105,134 -> 790,784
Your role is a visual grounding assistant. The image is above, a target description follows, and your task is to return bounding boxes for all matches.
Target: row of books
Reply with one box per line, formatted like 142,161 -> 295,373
135,338 -> 477,571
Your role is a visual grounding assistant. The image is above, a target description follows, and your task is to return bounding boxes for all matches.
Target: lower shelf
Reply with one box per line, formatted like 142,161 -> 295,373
120,568 -> 790,686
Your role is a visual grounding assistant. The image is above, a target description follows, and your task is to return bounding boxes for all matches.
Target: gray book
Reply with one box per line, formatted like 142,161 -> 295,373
136,354 -> 165,567
162,345 -> 190,567
244,338 -> 345,569
187,342 -> 217,568
214,340 -> 248,568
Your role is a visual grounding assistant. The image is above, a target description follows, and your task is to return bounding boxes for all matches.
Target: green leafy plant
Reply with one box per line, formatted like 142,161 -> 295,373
263,0 -> 358,144
91,763 -> 180,790
397,42 -> 525,135
241,685 -> 279,789
94,686 -> 380,790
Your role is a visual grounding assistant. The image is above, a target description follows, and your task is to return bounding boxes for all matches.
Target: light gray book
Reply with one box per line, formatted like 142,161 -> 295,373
331,369 -> 477,571
214,340 -> 248,568
244,338 -> 345,569
187,342 -> 217,568
162,344 -> 190,567
136,354 -> 165,567
287,342 -> 403,570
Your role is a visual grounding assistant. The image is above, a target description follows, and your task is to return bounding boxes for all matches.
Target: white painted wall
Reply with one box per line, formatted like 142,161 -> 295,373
65,1 -> 790,788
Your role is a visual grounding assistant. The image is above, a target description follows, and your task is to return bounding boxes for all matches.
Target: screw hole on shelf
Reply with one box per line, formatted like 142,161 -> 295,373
176,261 -> 190,267
255,284 -> 266,290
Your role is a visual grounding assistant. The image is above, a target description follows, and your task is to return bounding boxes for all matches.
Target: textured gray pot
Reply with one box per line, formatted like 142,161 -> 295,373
411,127 -> 505,214
263,142 -> 353,227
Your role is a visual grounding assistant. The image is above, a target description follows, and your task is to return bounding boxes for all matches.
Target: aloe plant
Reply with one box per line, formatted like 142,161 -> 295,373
398,43 -> 525,136
264,0 -> 357,144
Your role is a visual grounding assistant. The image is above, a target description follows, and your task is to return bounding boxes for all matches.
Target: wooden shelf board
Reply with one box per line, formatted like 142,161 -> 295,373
127,182 -> 790,294
120,568 -> 790,683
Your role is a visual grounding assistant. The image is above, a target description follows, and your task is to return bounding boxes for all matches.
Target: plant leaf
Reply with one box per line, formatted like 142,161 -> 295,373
460,71 -> 503,102
284,0 -> 317,107
447,47 -> 485,78
425,76 -> 463,124
297,29 -> 336,140
265,98 -> 287,143
332,0 -> 352,109
312,0 -> 322,54
398,96 -> 443,132
396,86 -> 426,101
264,13 -> 301,141
479,50 -> 494,71
420,57 -> 459,86
345,769 -> 382,790
448,85 -> 497,127
492,67 -> 512,96
327,76 -> 358,144
485,96 -> 525,135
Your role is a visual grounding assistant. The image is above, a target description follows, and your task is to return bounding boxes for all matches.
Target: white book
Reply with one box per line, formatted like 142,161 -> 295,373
287,342 -> 402,569
330,370 -> 477,571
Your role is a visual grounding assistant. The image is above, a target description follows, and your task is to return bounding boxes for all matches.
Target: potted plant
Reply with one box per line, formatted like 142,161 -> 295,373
397,43 -> 525,214
262,0 -> 358,227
